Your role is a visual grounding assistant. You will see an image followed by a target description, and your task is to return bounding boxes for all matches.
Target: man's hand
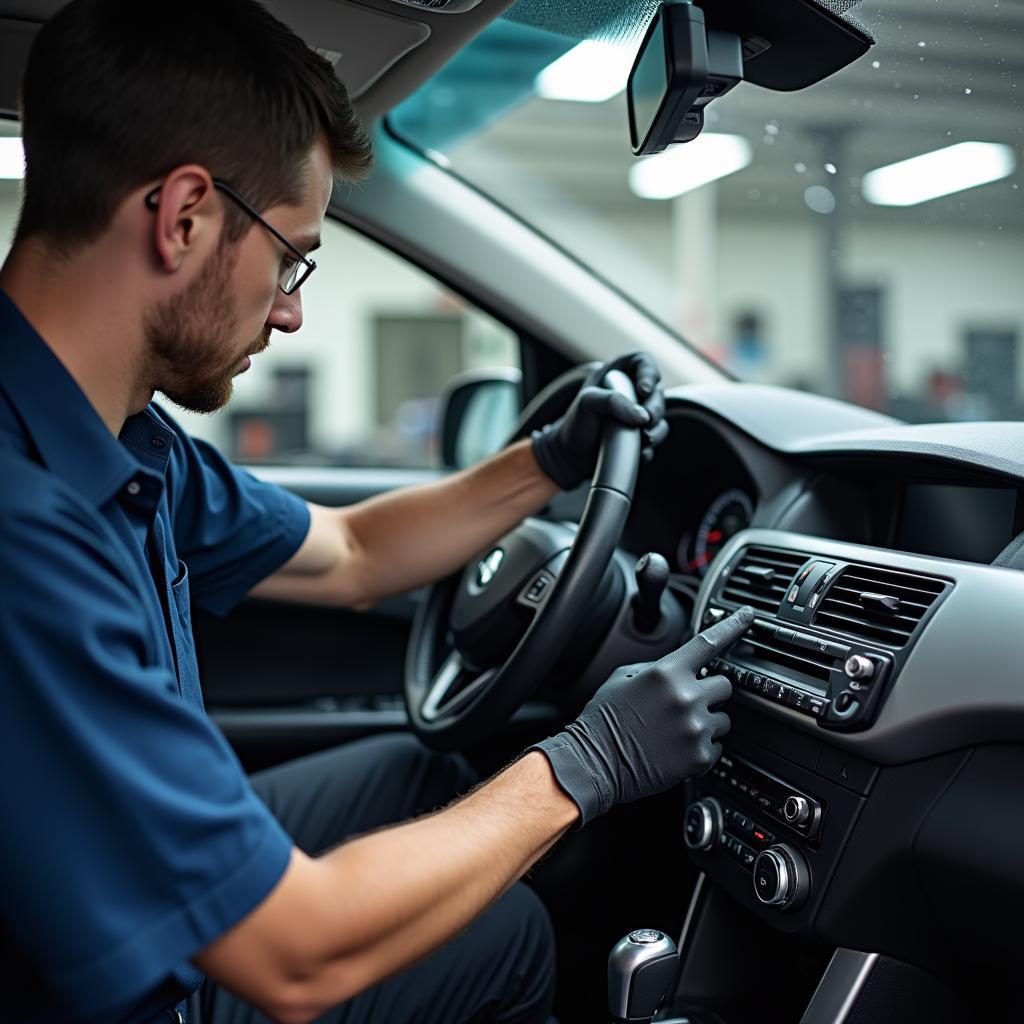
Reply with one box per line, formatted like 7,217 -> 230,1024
531,352 -> 669,490
531,606 -> 754,826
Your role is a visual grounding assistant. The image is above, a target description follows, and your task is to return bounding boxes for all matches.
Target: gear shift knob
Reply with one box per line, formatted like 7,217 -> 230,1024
608,928 -> 678,1023
633,553 -> 670,633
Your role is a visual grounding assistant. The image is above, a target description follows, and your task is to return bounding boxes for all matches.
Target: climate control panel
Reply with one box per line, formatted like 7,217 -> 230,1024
685,754 -> 826,912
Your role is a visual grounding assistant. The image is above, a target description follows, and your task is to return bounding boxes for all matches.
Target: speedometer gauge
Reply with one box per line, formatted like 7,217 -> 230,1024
683,489 -> 754,577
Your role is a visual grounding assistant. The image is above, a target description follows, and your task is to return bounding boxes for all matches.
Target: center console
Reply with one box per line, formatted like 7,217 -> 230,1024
699,544 -> 951,732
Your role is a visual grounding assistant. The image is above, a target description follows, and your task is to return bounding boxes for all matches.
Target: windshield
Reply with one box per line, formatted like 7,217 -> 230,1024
392,0 -> 1023,423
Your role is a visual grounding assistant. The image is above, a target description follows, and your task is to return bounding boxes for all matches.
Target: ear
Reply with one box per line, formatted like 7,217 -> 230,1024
148,166 -> 222,275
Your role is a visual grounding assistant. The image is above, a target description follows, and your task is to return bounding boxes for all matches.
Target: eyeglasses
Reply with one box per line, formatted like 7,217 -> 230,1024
144,178 -> 317,294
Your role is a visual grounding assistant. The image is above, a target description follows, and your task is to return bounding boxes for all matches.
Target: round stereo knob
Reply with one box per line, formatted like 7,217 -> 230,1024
783,795 -> 811,826
844,654 -> 876,680
753,844 -> 809,910
684,798 -> 722,851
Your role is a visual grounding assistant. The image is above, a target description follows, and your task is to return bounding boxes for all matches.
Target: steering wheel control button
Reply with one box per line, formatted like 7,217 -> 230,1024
684,798 -> 723,851
523,571 -> 554,604
753,844 -> 810,910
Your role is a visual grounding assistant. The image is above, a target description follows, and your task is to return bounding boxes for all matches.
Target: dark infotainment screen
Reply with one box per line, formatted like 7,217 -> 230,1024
896,483 -> 1018,563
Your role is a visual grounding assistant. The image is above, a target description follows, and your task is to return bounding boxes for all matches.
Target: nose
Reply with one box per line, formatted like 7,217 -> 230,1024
266,286 -> 303,334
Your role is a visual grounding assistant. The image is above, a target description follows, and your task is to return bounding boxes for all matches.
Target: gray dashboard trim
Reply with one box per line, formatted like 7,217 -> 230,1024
669,383 -> 1024,484
696,528 -> 1024,765
798,950 -> 880,1024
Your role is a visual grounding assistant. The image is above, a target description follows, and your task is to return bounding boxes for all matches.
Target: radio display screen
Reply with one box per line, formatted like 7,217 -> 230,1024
896,483 -> 1018,564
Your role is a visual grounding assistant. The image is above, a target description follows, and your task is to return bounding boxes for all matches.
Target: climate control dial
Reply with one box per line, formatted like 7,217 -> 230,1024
753,843 -> 810,910
684,798 -> 723,851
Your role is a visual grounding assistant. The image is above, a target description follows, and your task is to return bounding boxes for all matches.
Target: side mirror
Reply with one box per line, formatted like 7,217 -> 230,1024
439,368 -> 522,470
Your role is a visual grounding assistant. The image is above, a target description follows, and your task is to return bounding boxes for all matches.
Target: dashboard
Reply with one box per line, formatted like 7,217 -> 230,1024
628,383 -> 1024,991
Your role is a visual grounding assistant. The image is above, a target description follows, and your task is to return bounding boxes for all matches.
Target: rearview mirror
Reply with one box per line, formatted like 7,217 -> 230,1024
627,3 -> 742,156
627,0 -> 873,156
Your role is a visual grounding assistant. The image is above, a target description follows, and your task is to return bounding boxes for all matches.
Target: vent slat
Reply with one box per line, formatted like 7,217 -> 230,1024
838,574 -> 943,601
721,546 -> 808,616
813,561 -> 945,648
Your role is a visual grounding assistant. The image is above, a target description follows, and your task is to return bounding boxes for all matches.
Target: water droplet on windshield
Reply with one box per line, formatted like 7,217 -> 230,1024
918,41 -> 927,48
825,163 -> 838,175
872,60 -> 880,69
794,162 -> 807,174
965,88 -> 973,94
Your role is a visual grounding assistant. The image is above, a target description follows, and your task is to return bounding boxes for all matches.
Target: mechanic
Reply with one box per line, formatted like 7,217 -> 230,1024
0,2 -> 750,1022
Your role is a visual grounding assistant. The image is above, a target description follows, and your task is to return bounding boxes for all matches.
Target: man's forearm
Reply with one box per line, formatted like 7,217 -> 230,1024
339,438 -> 558,607
195,752 -> 577,1022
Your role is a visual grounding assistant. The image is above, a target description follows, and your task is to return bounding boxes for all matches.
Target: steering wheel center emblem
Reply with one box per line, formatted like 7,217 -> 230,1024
476,548 -> 504,588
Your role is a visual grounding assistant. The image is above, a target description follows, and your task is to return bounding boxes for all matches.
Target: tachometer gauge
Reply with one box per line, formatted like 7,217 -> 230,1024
684,489 -> 754,577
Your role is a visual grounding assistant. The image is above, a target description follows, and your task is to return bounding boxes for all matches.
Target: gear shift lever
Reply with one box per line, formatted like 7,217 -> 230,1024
632,553 -> 670,633
608,928 -> 678,1023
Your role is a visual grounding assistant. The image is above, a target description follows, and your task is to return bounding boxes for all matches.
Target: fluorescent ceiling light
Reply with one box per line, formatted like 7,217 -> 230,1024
629,133 -> 752,200
862,141 -> 1016,207
0,137 -> 25,179
535,41 -> 635,103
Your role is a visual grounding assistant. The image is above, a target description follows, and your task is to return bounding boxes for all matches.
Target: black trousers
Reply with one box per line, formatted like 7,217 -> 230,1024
199,734 -> 557,1024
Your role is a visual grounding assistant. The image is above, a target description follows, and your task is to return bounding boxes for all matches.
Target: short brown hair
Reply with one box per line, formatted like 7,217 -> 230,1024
15,0 -> 373,251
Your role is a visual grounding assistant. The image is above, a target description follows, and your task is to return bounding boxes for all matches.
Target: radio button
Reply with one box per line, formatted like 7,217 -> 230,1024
783,795 -> 811,826
845,654 -> 876,680
787,689 -> 810,712
834,691 -> 860,717
805,696 -> 829,717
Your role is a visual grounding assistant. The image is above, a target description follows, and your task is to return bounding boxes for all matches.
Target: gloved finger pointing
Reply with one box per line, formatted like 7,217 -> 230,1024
678,606 -> 755,671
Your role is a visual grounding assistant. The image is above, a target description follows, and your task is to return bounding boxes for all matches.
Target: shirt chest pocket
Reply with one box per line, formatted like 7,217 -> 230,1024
170,559 -> 203,706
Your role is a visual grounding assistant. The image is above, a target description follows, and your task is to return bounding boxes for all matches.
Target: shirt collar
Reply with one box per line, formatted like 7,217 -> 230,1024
0,289 -> 173,510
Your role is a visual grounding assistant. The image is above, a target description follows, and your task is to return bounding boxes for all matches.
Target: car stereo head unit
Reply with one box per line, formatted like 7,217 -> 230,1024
700,544 -> 952,731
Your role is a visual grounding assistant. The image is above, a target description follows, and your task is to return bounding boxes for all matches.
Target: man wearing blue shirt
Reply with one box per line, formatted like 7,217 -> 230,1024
0,1 -> 747,1022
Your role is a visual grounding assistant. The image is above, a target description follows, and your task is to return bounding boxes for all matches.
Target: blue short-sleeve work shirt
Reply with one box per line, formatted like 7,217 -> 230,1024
0,291 -> 312,1023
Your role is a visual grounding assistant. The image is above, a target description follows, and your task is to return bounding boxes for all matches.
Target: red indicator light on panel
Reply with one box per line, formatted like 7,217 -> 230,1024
754,831 -> 765,841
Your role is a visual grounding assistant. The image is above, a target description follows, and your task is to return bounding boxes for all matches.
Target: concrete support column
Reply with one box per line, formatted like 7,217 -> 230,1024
671,181 -> 719,357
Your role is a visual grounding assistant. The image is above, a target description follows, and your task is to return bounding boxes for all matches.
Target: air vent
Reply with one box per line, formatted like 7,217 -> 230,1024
720,547 -> 809,614
813,563 -> 946,648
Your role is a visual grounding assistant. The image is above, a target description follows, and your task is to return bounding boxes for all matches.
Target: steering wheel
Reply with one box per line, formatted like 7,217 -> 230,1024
405,370 -> 642,751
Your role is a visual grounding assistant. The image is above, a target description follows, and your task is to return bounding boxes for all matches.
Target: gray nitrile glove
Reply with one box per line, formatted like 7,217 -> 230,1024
531,352 -> 670,490
530,606 -> 754,827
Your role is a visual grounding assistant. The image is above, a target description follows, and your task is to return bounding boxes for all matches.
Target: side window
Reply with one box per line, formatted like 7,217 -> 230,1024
0,126 -> 520,469
181,217 -> 520,468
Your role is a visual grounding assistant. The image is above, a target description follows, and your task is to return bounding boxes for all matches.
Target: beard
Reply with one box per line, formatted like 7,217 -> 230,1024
144,238 -> 270,414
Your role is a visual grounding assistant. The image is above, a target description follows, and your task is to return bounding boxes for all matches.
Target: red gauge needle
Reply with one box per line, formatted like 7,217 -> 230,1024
705,530 -> 723,543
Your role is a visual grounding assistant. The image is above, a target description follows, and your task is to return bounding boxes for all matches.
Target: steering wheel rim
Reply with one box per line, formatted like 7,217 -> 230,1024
405,369 -> 642,751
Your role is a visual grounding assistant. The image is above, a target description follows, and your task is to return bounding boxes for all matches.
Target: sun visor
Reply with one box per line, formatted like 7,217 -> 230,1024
264,0 -> 431,99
